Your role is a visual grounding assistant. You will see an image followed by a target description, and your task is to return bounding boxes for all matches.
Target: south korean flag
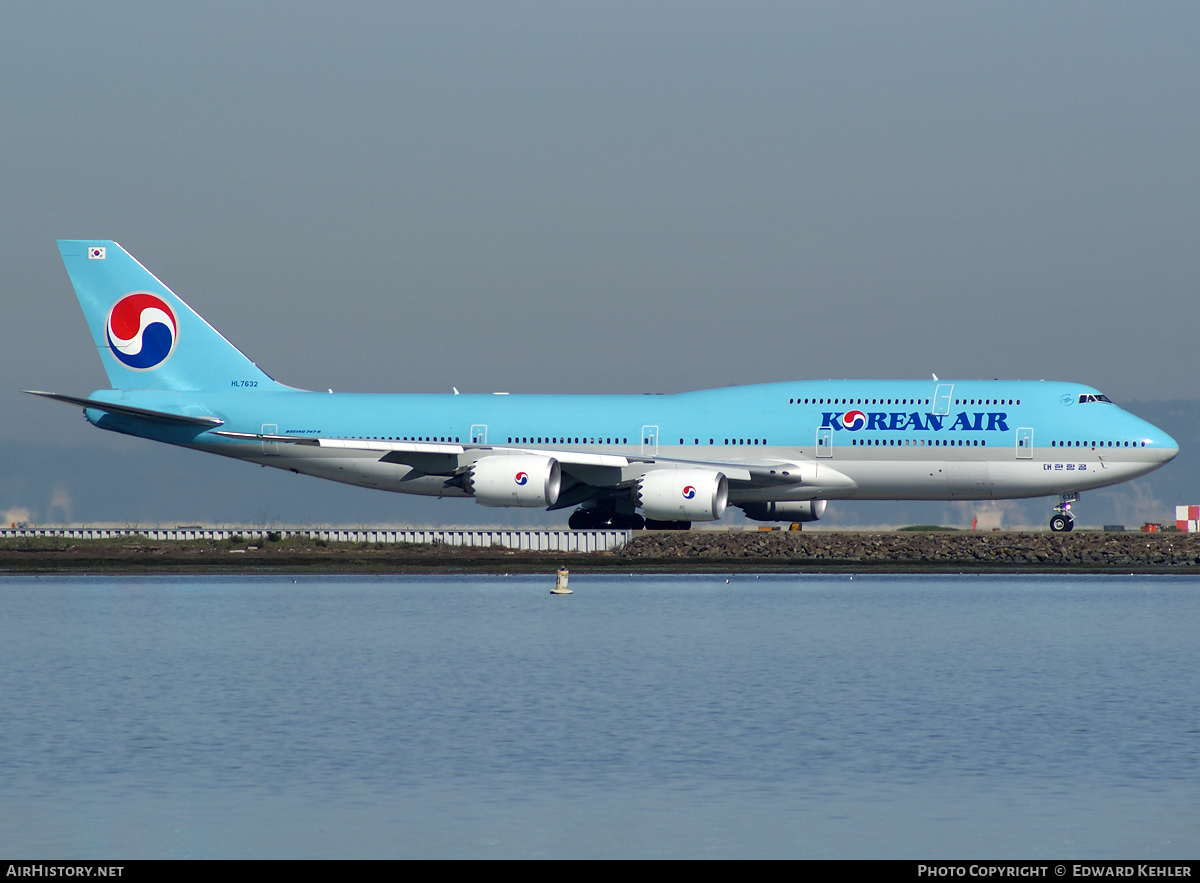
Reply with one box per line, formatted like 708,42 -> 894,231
88,246 -> 106,260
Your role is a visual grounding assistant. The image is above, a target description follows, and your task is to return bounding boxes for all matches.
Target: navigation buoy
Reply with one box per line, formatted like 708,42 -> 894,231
552,569 -> 572,594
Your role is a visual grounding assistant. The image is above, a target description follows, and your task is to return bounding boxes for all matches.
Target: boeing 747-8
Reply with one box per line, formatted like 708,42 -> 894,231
29,241 -> 1178,532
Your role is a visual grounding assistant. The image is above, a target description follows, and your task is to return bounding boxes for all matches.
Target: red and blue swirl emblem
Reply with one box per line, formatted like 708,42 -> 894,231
682,485 -> 696,499
106,293 -> 178,370
514,471 -> 529,486
842,410 -> 866,431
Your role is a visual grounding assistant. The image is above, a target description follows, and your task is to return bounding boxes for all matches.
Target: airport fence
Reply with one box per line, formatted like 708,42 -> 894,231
0,527 -> 632,552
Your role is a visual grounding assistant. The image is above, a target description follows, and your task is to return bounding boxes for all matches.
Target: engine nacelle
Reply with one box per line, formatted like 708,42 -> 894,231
469,455 -> 561,508
738,499 -> 827,523
636,469 -> 728,522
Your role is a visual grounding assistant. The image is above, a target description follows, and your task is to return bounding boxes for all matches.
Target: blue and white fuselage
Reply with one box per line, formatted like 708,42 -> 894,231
33,241 -> 1177,531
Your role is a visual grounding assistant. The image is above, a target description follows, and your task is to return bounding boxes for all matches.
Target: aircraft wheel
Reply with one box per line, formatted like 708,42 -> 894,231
569,510 -> 597,530
645,519 -> 692,531
1049,513 -> 1071,533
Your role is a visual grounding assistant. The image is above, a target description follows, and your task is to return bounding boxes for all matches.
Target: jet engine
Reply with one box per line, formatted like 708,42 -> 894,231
468,455 -> 561,507
636,469 -> 728,522
737,499 -> 827,523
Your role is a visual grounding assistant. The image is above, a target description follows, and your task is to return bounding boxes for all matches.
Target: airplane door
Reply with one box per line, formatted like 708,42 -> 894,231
932,384 -> 953,416
816,426 -> 833,458
641,425 -> 658,456
261,424 -> 279,456
1016,427 -> 1033,459
470,424 -> 487,444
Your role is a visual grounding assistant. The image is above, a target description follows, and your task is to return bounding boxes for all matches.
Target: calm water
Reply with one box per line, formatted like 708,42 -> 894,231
0,573 -> 1196,858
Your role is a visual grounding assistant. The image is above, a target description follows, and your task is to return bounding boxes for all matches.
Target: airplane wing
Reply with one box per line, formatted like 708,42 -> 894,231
209,430 -> 803,488
25,391 -> 225,427
211,431 -> 633,478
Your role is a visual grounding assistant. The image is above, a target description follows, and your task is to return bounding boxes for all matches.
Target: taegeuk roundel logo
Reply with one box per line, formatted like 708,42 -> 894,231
842,409 -> 866,431
514,471 -> 529,486
106,292 -> 178,371
682,485 -> 696,499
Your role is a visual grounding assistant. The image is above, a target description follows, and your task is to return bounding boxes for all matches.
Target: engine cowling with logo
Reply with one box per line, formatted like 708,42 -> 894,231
469,455 -> 561,508
738,499 -> 827,523
637,469 -> 728,522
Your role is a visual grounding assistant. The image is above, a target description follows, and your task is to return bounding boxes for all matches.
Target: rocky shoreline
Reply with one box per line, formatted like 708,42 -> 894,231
619,530 -> 1200,570
1,531 -> 1200,573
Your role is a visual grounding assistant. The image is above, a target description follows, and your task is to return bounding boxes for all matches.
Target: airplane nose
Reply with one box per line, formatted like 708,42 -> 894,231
1143,420 -> 1180,462
1160,431 -> 1180,462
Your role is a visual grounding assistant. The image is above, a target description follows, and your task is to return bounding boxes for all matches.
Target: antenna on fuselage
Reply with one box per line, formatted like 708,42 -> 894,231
932,373 -> 939,381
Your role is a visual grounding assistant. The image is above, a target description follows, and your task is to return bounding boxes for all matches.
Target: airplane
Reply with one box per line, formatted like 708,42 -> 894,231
28,240 -> 1178,533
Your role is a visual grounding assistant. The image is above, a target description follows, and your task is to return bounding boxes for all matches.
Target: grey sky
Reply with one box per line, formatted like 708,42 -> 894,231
2,2 -> 1198,524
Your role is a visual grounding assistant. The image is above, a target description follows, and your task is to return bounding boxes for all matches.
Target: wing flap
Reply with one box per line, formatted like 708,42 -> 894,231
321,438 -> 466,455
209,433 -> 467,454
211,430 -> 320,445
501,448 -> 632,468
643,455 -> 802,485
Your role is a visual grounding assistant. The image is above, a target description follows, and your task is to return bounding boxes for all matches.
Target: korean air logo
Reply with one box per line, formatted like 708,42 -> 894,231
682,485 -> 696,500
514,471 -> 529,486
842,410 -> 866,431
106,292 -> 177,371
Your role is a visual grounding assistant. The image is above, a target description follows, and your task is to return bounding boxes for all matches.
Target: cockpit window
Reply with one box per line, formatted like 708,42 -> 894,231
1078,394 -> 1113,404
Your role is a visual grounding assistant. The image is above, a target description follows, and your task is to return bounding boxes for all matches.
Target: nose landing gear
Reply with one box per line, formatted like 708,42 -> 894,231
1050,493 -> 1077,532
1049,512 -> 1073,532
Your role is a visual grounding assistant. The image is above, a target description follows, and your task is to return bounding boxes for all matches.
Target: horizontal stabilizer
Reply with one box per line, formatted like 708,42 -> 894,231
25,391 -> 225,427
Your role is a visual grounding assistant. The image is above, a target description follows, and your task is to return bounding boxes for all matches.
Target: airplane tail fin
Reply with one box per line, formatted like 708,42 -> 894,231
56,240 -> 285,391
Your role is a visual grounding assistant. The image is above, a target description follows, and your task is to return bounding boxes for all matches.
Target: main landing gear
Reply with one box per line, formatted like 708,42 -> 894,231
643,519 -> 692,531
568,499 -> 693,531
567,508 -> 692,531
1050,493 -> 1077,532
569,509 -> 646,531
